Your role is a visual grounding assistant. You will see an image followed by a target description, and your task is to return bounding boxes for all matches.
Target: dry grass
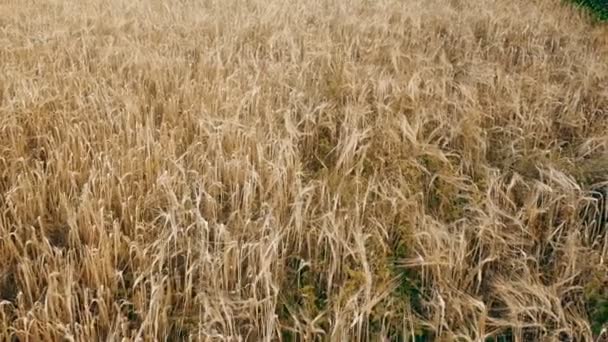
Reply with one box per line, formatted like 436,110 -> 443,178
1,0 -> 608,340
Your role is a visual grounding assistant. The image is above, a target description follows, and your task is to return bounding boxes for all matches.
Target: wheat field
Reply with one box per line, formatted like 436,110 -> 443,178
0,0 -> 607,340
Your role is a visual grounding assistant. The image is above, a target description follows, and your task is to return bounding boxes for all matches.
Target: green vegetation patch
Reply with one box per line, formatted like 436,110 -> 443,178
571,0 -> 608,20
584,271 -> 608,336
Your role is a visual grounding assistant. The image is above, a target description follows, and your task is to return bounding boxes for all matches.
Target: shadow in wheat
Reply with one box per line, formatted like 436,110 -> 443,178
581,183 -> 608,248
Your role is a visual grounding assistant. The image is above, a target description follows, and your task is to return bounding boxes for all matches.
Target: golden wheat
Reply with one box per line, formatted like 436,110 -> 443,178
0,0 -> 607,340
